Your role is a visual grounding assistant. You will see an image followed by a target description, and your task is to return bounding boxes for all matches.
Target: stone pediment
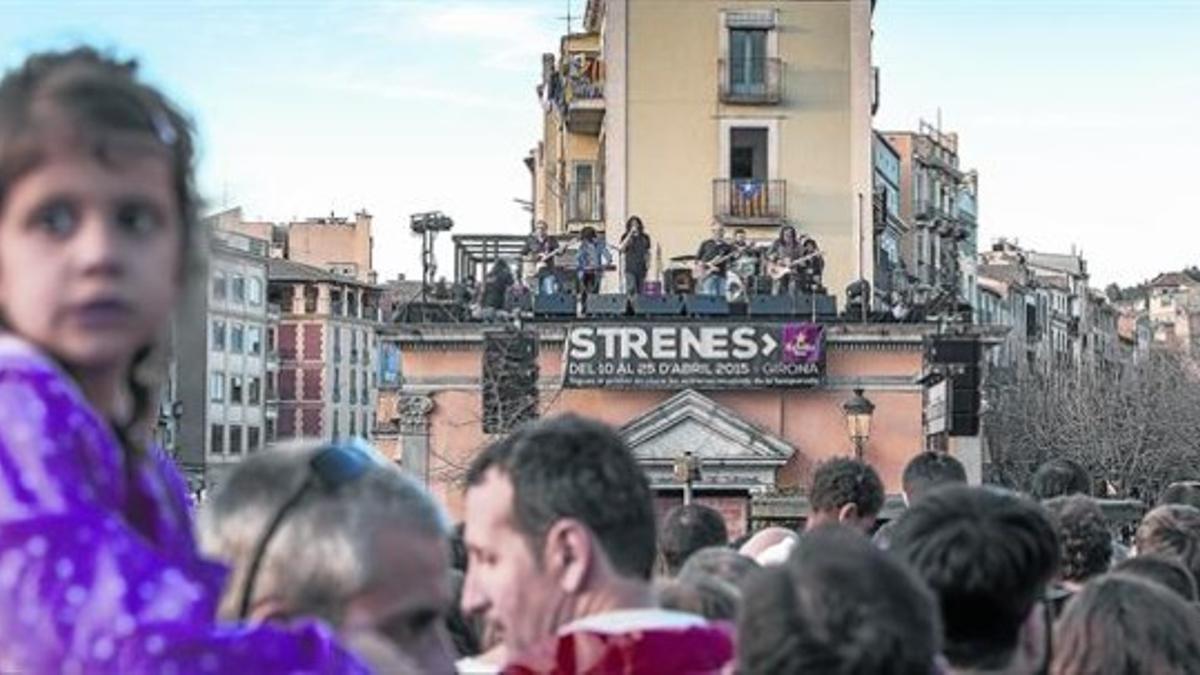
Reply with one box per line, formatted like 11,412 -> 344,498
619,389 -> 794,467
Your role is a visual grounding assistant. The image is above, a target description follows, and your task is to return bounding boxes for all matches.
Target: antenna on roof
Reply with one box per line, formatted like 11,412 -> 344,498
558,0 -> 575,34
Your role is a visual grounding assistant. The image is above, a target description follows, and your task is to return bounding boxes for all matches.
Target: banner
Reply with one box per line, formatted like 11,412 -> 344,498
563,322 -> 825,390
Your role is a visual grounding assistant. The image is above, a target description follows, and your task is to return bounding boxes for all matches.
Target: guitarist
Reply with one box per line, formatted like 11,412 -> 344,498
695,222 -> 736,297
767,225 -> 807,295
523,221 -> 562,295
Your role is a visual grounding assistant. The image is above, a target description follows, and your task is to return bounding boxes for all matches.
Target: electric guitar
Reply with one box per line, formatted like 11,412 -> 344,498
694,248 -> 739,280
766,251 -> 822,281
522,241 -> 564,279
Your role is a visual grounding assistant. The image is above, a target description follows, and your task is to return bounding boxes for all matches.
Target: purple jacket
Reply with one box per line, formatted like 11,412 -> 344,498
0,336 -> 369,674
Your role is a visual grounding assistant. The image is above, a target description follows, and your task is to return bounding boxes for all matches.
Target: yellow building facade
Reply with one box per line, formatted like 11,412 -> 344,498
533,0 -> 876,300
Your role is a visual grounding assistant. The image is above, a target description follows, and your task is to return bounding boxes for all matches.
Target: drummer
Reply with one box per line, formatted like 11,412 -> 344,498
731,228 -> 762,295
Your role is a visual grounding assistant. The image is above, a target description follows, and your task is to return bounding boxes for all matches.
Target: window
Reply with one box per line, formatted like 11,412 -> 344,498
350,371 -> 358,404
362,413 -> 370,439
333,367 -> 341,404
212,320 -> 226,351
304,285 -> 318,314
248,326 -> 263,355
265,419 -> 275,443
332,412 -> 340,439
248,278 -> 263,305
331,289 -> 343,316
232,275 -> 246,302
230,426 -> 243,455
210,424 -> 224,454
730,128 -> 768,180
729,28 -> 767,87
230,376 -> 244,404
348,291 -> 359,318
248,377 -> 261,405
334,328 -> 342,362
349,414 -> 356,437
209,373 -> 224,402
248,426 -> 261,453
213,272 -> 227,301
231,324 -> 245,353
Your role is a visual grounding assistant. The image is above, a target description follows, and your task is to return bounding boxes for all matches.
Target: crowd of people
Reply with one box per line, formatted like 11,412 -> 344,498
5,46 -> 1200,674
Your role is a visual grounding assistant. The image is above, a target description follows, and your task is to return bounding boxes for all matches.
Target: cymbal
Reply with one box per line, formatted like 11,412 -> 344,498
670,254 -> 698,262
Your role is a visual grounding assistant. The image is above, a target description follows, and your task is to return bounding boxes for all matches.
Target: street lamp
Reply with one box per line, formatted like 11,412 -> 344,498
673,451 -> 703,505
842,388 -> 875,460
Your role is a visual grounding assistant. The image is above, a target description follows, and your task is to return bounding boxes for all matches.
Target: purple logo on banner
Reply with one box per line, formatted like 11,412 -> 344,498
781,323 -> 823,364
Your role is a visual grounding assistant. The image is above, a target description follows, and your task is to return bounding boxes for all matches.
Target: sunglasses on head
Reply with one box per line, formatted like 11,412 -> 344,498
236,438 -> 379,619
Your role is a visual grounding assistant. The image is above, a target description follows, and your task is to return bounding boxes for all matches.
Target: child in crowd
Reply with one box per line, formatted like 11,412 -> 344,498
0,48 -> 377,672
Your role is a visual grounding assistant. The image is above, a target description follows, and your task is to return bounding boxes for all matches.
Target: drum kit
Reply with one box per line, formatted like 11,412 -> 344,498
667,247 -> 766,302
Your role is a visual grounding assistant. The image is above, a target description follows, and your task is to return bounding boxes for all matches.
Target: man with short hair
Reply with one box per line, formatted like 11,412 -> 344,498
659,503 -> 729,576
806,457 -> 885,532
890,486 -> 1060,675
198,443 -> 457,674
738,525 -> 942,675
755,458 -> 884,565
695,222 -> 734,297
1030,457 -> 1091,499
460,415 -> 734,673
875,451 -> 967,549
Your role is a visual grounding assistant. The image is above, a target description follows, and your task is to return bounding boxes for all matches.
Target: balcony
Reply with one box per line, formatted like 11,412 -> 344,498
567,183 -> 604,224
718,58 -> 782,105
564,54 -> 605,135
266,349 -> 280,371
713,179 -> 786,225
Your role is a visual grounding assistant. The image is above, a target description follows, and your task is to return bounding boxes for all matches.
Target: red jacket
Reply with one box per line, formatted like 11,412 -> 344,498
502,610 -> 735,675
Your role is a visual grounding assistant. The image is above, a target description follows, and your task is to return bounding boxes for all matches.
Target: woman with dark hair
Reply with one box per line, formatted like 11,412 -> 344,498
619,216 -> 651,295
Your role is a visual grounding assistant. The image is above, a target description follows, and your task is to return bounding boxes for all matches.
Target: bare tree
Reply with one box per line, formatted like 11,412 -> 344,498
985,351 -> 1200,502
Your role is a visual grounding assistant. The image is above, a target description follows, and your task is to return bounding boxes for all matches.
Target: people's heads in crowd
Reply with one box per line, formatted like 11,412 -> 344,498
1112,554 -> 1199,602
659,504 -> 729,576
890,486 -> 1060,674
1043,495 -> 1113,587
738,525 -> 942,675
460,414 -> 657,657
902,451 -> 967,505
655,573 -> 740,622
197,443 -> 457,673
1159,480 -> 1200,510
1030,458 -> 1091,499
0,48 -> 203,431
737,526 -> 798,566
1134,503 -> 1200,586
806,457 -> 885,533
1051,574 -> 1200,675
678,546 -> 761,590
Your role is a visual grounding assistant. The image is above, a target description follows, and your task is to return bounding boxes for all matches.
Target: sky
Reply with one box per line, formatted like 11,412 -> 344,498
1,0 -> 1196,287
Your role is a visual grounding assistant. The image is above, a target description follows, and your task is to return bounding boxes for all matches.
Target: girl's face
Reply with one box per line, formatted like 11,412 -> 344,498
0,146 -> 183,371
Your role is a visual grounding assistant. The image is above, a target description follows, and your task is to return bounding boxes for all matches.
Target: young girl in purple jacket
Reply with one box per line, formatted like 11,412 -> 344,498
0,48 -> 375,673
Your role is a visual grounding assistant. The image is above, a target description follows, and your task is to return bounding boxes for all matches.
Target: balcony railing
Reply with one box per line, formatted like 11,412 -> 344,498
564,53 -> 605,134
713,179 -> 786,224
718,58 -> 782,105
567,183 -> 604,223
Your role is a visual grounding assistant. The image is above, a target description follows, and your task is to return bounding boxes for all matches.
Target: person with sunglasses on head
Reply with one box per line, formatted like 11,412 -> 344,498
0,48 -> 375,672
197,440 -> 458,674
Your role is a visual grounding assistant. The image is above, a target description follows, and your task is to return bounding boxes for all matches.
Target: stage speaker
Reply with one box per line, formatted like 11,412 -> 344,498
585,294 -> 629,317
749,295 -> 796,317
684,294 -> 730,317
796,293 -> 838,317
532,292 -> 576,317
729,301 -> 749,317
632,294 -> 684,316
926,336 -> 982,437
